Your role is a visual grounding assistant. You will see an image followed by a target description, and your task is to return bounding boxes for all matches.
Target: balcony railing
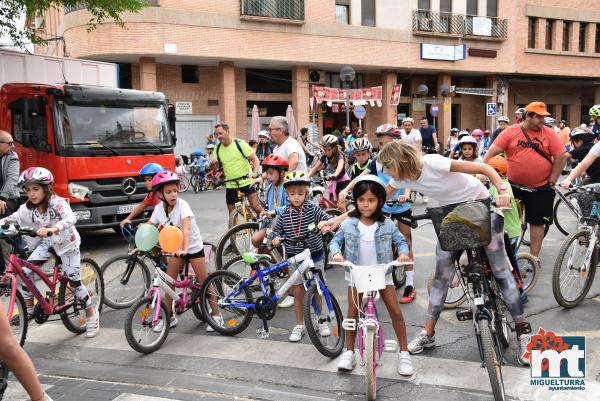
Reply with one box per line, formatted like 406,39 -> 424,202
412,10 -> 507,39
64,0 -> 159,14
240,0 -> 304,21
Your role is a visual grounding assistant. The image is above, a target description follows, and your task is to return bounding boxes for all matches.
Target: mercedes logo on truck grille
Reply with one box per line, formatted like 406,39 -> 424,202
121,178 -> 137,195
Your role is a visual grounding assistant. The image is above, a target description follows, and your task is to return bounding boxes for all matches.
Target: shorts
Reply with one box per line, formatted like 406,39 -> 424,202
187,248 -> 205,260
384,209 -> 413,227
226,184 -> 257,205
289,252 -> 324,286
335,180 -> 350,195
510,182 -> 555,225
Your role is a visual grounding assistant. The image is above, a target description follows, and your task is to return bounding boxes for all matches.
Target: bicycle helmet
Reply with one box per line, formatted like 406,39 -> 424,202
515,107 -> 526,115
459,135 -> 478,148
498,116 -> 510,123
262,154 -> 289,170
283,171 -> 311,188
151,170 -> 180,192
205,144 -> 215,150
18,167 -> 54,186
457,130 -> 470,139
139,162 -> 164,177
570,127 -> 595,143
450,127 -> 460,133
376,124 -> 399,138
589,104 -> 600,117
193,149 -> 203,156
487,155 -> 508,176
471,129 -> 484,138
350,137 -> 372,152
352,175 -> 387,202
544,117 -> 556,126
258,130 -> 270,139
321,134 -> 338,147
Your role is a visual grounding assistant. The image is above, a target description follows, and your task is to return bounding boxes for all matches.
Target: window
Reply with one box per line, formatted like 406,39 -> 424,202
361,0 -> 375,26
563,21 -> 570,51
467,0 -> 477,15
418,0 -> 431,10
335,4 -> 349,24
546,104 -> 554,116
246,69 -> 292,93
8,97 -> 49,151
579,23 -> 587,52
440,0 -> 451,13
181,65 -> 199,84
528,18 -> 537,48
487,0 -> 497,18
118,63 -> 132,89
545,19 -> 554,50
596,24 -> 600,53
561,105 -> 569,122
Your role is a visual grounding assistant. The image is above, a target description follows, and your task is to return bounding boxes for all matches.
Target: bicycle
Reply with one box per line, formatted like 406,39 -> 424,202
227,176 -> 261,227
334,260 -> 412,401
552,186 -> 600,308
310,172 -> 346,216
189,166 -> 207,193
124,253 -> 208,354
178,174 -> 190,192
200,231 -> 345,358
413,199 -> 528,401
0,225 -> 103,346
205,168 -> 224,190
553,182 -> 600,237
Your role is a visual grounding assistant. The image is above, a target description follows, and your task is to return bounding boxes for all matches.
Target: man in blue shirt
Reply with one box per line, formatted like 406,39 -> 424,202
419,117 -> 438,154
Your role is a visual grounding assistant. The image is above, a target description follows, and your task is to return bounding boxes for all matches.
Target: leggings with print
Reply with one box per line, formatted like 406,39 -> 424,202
427,213 -> 524,323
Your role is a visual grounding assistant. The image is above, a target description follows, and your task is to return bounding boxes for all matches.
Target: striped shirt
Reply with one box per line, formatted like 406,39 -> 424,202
273,201 -> 331,259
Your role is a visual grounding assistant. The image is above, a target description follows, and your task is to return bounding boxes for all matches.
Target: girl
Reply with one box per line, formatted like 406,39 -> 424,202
120,162 -> 163,226
175,158 -> 188,177
457,135 -> 483,163
307,135 -> 350,208
148,170 -> 220,332
0,167 -> 99,338
446,128 -> 460,156
330,175 -> 414,376
376,141 -> 533,366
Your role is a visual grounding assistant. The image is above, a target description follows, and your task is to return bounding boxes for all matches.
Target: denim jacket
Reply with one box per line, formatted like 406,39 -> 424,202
328,217 -> 409,264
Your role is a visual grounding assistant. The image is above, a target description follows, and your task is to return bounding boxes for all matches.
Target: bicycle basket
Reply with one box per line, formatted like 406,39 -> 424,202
351,264 -> 387,294
575,189 -> 600,221
428,198 -> 492,252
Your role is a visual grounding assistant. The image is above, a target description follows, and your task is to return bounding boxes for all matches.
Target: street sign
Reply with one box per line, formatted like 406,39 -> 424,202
353,105 -> 366,120
430,104 -> 439,117
486,103 -> 497,117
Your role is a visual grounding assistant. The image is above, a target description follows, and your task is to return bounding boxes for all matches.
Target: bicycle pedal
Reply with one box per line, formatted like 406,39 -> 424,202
456,309 -> 473,321
384,340 -> 398,352
342,319 -> 356,331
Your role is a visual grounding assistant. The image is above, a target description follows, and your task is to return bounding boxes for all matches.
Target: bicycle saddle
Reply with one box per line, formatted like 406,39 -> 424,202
242,252 -> 271,264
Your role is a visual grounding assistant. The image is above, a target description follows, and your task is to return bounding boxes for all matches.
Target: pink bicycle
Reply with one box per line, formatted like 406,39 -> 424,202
0,224 -> 104,346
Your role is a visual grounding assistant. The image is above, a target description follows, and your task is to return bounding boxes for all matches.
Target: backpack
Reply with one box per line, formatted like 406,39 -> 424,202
215,139 -> 247,165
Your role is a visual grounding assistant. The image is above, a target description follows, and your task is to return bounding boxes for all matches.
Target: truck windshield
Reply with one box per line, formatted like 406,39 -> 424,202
55,99 -> 172,150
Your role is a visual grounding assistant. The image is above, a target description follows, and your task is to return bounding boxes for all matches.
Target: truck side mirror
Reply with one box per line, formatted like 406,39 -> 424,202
167,103 -> 177,145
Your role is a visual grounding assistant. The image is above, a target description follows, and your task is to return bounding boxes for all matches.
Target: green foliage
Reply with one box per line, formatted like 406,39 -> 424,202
1,0 -> 148,49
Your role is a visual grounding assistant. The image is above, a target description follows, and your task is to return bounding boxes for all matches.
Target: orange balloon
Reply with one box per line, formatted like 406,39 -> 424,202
158,226 -> 184,253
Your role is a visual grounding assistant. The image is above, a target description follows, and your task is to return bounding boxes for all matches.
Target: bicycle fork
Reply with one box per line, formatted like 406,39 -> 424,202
570,227 -> 597,277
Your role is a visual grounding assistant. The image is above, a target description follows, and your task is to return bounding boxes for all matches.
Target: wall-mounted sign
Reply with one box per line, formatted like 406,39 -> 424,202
175,101 -> 192,114
312,86 -> 383,104
472,17 -> 492,36
420,44 -> 466,61
389,84 -> 402,106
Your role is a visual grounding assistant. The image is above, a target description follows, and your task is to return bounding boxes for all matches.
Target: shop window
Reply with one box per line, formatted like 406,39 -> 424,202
579,23 -> 587,52
246,69 -> 292,93
418,0 -> 431,10
487,0 -> 497,18
563,21 -> 570,51
361,0 -> 375,27
545,19 -> 554,50
466,0 -> 477,15
528,17 -> 537,48
118,63 -> 132,89
561,105 -> 569,122
181,65 -> 199,84
336,0 -> 349,24
596,24 -> 600,53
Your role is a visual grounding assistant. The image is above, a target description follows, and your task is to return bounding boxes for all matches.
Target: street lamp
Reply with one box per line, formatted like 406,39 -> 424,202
340,66 -> 355,132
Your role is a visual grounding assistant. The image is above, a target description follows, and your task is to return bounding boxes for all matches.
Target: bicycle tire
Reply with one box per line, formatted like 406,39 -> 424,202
364,325 -> 377,401
516,252 -> 540,294
101,255 -> 151,309
392,265 -> 406,288
552,228 -> 598,308
426,271 -> 466,308
303,283 -> 345,358
191,287 -> 206,322
228,206 -> 246,228
199,270 -> 254,335
478,318 -> 506,401
124,296 -> 170,354
0,286 -> 28,346
178,175 -> 190,192
553,190 -> 580,237
216,222 -> 259,269
221,255 -> 271,298
58,258 -> 104,334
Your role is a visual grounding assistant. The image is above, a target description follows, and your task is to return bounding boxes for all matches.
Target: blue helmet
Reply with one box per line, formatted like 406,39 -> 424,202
193,150 -> 203,156
139,163 -> 164,177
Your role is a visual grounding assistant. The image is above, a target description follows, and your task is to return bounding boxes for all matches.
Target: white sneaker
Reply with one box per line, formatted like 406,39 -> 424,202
407,329 -> 435,354
397,350 -> 414,376
319,323 -> 332,337
206,315 -> 224,332
337,350 -> 356,371
278,295 -> 294,308
152,316 -> 178,333
289,324 -> 305,342
85,308 -> 100,338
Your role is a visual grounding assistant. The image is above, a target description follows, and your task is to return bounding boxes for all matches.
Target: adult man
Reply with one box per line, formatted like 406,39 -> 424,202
355,127 -> 364,138
484,102 -> 567,259
515,107 -> 526,124
213,123 -> 263,214
338,126 -> 350,150
399,117 -> 422,149
0,131 -> 19,217
418,117 -> 438,153
490,115 -> 510,144
558,120 -> 571,150
269,116 -> 308,172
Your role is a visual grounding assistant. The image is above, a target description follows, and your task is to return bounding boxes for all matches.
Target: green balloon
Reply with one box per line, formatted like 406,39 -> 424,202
135,224 -> 159,251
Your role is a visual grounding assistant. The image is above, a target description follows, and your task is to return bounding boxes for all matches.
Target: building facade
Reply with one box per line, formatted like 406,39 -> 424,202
32,0 -> 600,151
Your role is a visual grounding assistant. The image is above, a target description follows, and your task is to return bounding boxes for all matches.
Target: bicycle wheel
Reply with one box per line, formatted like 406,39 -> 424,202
178,175 -> 190,192
552,228 -> 598,308
58,258 -> 104,334
427,271 -> 466,308
228,206 -> 246,228
0,283 -> 27,346
478,318 -> 506,401
124,296 -> 170,354
216,222 -> 259,269
199,270 -> 253,335
392,265 -> 406,288
101,255 -> 151,309
553,190 -> 581,237
221,255 -> 270,298
364,325 -> 377,401
191,175 -> 200,193
516,252 -> 540,294
303,283 -> 345,358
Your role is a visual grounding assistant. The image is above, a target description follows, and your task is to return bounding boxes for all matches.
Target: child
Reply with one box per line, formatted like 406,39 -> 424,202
120,162 -> 163,226
457,135 -> 483,163
175,158 -> 188,176
271,171 -> 331,342
1,167 -> 99,338
329,175 -> 414,376
148,170 -> 221,332
449,130 -> 470,159
307,135 -> 350,207
349,138 -> 373,180
376,141 -> 533,365
249,139 -> 258,154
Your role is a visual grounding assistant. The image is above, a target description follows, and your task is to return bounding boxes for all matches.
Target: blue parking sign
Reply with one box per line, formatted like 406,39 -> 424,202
486,103 -> 497,117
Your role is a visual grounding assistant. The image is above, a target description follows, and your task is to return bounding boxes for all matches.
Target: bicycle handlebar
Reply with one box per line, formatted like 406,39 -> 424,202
0,224 -> 52,238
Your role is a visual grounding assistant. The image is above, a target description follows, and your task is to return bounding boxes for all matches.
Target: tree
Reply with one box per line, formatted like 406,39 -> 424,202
1,0 -> 148,49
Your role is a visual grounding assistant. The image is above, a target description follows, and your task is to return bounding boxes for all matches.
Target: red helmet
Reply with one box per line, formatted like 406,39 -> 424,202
151,170 -> 179,191
262,154 -> 289,170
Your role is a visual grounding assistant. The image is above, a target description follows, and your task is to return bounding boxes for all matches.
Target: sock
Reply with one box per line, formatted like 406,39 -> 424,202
74,285 -> 92,308
405,270 -> 414,288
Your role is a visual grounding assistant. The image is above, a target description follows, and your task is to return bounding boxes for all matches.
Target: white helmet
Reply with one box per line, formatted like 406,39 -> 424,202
350,138 -> 372,152
206,144 -> 215,150
498,116 -> 510,123
544,117 -> 556,126
321,134 -> 338,147
258,130 -> 270,139
459,135 -> 478,148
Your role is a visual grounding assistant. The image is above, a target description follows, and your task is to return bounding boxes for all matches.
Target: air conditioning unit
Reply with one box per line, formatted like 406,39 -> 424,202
309,70 -> 326,85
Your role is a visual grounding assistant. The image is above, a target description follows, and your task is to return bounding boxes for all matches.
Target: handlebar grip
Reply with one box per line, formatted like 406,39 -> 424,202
411,213 -> 430,221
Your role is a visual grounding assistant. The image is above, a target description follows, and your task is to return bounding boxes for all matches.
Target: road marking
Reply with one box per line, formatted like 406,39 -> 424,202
3,383 -> 52,401
114,395 -> 180,401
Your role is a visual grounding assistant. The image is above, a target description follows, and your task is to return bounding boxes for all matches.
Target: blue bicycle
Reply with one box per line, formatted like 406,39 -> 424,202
199,233 -> 345,358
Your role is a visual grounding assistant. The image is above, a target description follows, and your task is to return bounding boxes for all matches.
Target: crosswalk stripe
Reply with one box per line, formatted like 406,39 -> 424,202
113,395 -> 179,401
2,382 -> 52,401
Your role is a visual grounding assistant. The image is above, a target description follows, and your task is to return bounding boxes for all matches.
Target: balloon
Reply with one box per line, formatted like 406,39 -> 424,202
159,226 -> 184,253
135,224 -> 159,251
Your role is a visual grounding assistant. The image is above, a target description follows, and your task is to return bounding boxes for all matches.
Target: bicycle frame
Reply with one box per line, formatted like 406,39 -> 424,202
146,264 -> 199,325
356,292 -> 384,366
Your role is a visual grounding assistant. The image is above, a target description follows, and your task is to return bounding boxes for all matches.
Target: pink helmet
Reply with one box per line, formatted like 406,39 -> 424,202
18,167 -> 54,186
471,129 -> 484,138
151,170 -> 179,191
459,135 -> 478,148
